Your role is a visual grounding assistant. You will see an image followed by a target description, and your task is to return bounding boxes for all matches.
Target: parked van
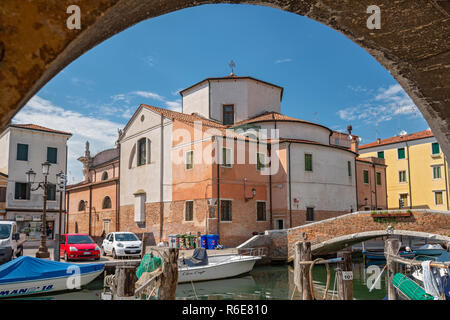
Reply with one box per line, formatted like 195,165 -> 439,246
0,221 -> 24,264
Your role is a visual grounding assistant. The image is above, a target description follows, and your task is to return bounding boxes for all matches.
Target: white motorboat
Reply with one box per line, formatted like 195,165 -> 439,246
413,244 -> 445,256
178,249 -> 261,283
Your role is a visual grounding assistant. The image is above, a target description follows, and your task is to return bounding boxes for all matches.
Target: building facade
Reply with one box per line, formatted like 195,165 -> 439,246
0,173 -> 7,218
359,130 -> 449,210
66,142 -> 119,237
116,75 -> 373,247
355,157 -> 387,211
0,124 -> 71,240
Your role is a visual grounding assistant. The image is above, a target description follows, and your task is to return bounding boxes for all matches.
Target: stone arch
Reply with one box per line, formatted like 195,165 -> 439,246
1,1 -> 449,157
312,230 -> 450,255
78,200 -> 86,212
101,171 -> 109,181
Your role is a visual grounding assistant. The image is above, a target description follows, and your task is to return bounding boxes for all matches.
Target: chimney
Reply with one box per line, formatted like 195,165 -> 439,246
377,138 -> 381,144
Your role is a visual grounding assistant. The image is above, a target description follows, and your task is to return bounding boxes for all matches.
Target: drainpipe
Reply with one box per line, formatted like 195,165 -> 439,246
268,143 -> 273,230
117,142 -> 121,232
159,115 -> 164,242
354,157 -> 358,211
444,156 -> 449,211
88,185 -> 92,236
288,142 -> 292,228
216,137 -> 220,239
65,191 -> 70,233
373,163 -> 378,209
406,141 -> 412,209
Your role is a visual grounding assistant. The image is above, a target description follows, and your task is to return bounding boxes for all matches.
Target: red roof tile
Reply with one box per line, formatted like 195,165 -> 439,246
359,130 -> 433,149
10,124 -> 72,136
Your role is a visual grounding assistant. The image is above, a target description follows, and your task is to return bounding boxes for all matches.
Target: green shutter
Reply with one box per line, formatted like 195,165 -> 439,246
377,151 -> 384,159
305,154 -> 312,171
397,148 -> 405,159
17,144 -> 28,161
363,170 -> 369,184
432,143 -> 440,155
347,161 -> 352,176
47,147 -> 57,164
376,172 -> 381,185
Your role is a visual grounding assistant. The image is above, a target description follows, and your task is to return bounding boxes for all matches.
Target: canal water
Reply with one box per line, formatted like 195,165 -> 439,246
12,251 -> 450,300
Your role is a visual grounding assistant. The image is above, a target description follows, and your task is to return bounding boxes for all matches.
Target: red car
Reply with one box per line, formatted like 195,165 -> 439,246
60,234 -> 101,261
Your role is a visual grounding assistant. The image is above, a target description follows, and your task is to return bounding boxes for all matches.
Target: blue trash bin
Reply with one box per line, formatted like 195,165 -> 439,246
207,234 -> 219,249
200,235 -> 209,249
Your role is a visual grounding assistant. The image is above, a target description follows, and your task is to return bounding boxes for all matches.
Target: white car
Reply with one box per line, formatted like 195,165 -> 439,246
101,232 -> 142,259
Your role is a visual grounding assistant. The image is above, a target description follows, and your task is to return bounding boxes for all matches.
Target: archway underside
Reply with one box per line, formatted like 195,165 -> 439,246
311,230 -> 450,255
0,0 -> 449,155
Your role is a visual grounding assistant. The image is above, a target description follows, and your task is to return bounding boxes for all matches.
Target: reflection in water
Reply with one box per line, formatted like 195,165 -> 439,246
14,251 -> 450,300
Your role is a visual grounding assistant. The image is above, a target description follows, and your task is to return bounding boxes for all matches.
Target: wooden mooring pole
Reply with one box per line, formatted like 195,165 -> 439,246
294,241 -> 312,300
336,248 -> 353,300
385,238 -> 401,300
159,248 -> 179,300
115,266 -> 137,299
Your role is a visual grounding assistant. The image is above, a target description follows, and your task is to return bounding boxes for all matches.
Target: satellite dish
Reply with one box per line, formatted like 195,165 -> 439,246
348,135 -> 353,141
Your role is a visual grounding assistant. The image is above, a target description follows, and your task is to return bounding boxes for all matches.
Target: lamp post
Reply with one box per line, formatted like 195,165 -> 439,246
55,171 -> 66,261
26,161 -> 51,259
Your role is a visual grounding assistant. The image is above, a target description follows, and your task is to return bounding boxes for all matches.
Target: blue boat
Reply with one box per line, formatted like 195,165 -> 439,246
363,250 -> 415,260
0,256 -> 104,298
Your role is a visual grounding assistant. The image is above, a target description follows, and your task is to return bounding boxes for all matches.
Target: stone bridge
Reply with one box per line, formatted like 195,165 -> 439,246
238,210 -> 450,262
1,0 -> 449,158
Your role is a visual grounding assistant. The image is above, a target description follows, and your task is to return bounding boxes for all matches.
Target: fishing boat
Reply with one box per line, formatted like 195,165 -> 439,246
363,250 -> 415,260
178,248 -> 261,283
0,256 -> 104,298
413,244 -> 445,256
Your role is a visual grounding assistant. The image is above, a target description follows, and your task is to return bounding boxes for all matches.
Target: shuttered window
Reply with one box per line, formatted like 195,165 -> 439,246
399,170 -> 407,183
185,201 -> 194,221
305,154 -> 313,172
15,182 -> 30,200
433,166 -> 442,179
377,151 -> 384,159
432,143 -> 440,155
223,105 -> 234,125
363,170 -> 369,184
376,172 -> 382,185
220,200 -> 232,221
306,207 -> 314,221
397,148 -> 405,159
185,151 -> 193,170
17,144 -> 28,161
434,191 -> 443,205
137,138 -> 146,166
47,147 -> 57,164
257,153 -> 265,171
0,187 -> 6,202
257,202 -> 266,221
347,161 -> 352,176
222,148 -> 232,168
46,184 -> 56,201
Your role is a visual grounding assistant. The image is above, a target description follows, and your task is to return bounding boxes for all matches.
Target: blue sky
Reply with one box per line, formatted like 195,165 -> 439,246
13,4 -> 428,183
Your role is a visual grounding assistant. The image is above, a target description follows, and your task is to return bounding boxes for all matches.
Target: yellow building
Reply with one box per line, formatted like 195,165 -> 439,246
359,130 -> 449,210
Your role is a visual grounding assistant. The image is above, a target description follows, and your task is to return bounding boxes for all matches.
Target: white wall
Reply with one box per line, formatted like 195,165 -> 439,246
247,79 -> 281,118
6,128 -> 69,211
181,78 -> 282,124
0,130 -> 10,174
288,143 -> 357,212
181,82 -> 209,118
257,122 -> 331,145
120,107 -> 173,206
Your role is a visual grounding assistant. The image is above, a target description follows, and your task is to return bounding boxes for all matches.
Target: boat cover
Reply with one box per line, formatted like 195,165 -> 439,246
183,248 -> 208,267
0,256 -> 104,284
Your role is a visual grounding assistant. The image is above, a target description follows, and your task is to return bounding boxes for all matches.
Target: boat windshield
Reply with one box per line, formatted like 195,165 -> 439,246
115,233 -> 138,241
0,224 -> 11,240
67,235 -> 94,244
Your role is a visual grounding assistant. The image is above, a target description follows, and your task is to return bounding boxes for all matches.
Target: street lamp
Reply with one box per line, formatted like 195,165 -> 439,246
26,162 -> 52,258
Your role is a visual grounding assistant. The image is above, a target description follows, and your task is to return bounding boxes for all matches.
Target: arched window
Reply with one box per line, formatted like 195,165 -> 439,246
137,138 -> 146,166
78,200 -> 86,211
101,171 -> 108,181
102,196 -> 112,209
128,144 -> 136,169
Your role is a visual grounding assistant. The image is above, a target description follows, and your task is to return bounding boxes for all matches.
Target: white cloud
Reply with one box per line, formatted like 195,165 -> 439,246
13,96 -> 124,184
337,84 -> 420,125
165,100 -> 182,112
132,91 -> 165,101
275,58 -> 293,64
